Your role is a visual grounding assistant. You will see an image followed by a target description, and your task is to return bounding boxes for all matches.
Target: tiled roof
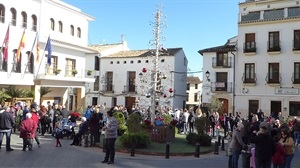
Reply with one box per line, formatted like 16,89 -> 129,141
51,39 -> 98,53
187,76 -> 201,84
102,48 -> 182,58
90,43 -> 123,52
198,45 -> 236,56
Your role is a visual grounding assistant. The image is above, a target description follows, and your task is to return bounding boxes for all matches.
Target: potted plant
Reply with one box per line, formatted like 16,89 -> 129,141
54,69 -> 61,75
72,69 -> 78,75
87,70 -> 92,76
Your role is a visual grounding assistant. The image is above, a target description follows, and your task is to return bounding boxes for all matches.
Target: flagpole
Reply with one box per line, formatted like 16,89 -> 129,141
23,32 -> 38,76
0,24 -> 10,58
35,35 -> 49,79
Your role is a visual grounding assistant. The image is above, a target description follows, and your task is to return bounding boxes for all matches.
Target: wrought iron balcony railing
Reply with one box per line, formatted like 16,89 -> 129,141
242,73 -> 256,84
243,42 -> 256,53
267,41 -> 281,52
265,73 -> 281,84
212,57 -> 232,68
211,82 -> 232,93
101,84 -> 114,93
293,40 -> 300,51
123,85 -> 137,93
291,73 -> 300,84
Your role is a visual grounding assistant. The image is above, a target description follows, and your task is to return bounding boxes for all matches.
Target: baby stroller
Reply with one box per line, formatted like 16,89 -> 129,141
60,118 -> 76,139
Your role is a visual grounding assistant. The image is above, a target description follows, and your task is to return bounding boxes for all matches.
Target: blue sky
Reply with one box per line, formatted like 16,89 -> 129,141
63,0 -> 240,79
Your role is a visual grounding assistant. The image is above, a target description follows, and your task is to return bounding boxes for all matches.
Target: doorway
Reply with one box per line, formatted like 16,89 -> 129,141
218,98 -> 228,115
271,101 -> 281,117
125,97 -> 136,110
92,97 -> 98,106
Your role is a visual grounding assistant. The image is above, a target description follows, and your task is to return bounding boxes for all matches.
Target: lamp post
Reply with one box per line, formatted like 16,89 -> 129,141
97,53 -> 101,105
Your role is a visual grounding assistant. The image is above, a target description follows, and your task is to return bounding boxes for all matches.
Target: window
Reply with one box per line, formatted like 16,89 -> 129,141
194,93 -> 198,102
94,56 -> 99,70
248,100 -> 259,115
186,93 -> 189,101
12,49 -> 21,73
294,29 -> 300,50
289,101 -> 300,116
77,27 -> 81,38
161,59 -> 165,62
244,33 -> 256,52
123,61 -> 127,64
195,84 -> 198,89
31,15 -> 37,31
106,72 -> 113,92
70,25 -> 74,36
26,51 -> 34,74
145,60 -> 149,63
186,83 -> 190,90
214,72 -> 228,91
138,60 -> 141,63
21,11 -> 27,28
10,8 -> 16,26
216,52 -> 229,67
94,76 -> 99,91
294,62 -> 300,84
110,61 -> 113,64
268,63 -> 280,83
58,21 -> 63,33
244,63 -> 255,83
0,4 -> 5,23
117,61 -> 120,64
50,18 -> 55,31
128,71 -> 136,92
47,56 -> 58,74
268,31 -> 280,51
65,58 -> 76,76
130,60 -> 134,64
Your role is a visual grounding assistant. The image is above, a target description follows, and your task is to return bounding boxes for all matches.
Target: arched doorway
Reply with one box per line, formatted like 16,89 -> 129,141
218,98 -> 228,115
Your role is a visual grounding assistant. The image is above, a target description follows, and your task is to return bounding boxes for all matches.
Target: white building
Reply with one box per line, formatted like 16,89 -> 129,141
198,37 -> 237,115
0,0 -> 96,110
186,76 -> 202,109
93,47 -> 188,110
235,0 -> 300,118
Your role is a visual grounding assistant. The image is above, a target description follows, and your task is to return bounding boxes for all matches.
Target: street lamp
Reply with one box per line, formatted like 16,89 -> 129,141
205,71 -> 210,82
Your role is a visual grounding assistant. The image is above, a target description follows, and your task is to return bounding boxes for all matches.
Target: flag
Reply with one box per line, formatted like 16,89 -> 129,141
45,36 -> 52,66
36,33 -> 40,62
2,25 -> 9,62
16,29 -> 26,62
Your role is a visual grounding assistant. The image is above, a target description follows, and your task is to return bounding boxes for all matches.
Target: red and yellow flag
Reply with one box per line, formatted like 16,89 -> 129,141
36,33 -> 40,62
16,30 -> 26,62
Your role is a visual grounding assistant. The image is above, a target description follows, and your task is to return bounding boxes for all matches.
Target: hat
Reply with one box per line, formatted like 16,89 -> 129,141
30,108 -> 36,113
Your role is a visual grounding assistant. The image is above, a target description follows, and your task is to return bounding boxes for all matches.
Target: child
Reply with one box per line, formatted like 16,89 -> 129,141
215,121 -> 221,137
54,122 -> 63,147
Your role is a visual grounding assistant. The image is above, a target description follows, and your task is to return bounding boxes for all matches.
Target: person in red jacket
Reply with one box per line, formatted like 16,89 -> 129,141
272,136 -> 286,168
20,113 -> 37,151
30,108 -> 41,147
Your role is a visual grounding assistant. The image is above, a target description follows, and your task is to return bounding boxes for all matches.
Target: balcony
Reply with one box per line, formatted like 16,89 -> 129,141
264,9 -> 284,20
267,41 -> 281,54
241,12 -> 260,22
265,73 -> 281,85
0,16 -> 4,23
123,85 -> 137,93
211,82 -> 232,93
291,73 -> 300,84
242,73 -> 256,85
288,7 -> 300,18
101,84 -> 114,93
212,57 -> 232,68
243,42 -> 256,55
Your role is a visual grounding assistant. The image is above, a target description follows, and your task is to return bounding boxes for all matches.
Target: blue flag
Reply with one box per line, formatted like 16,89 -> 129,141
45,36 -> 52,66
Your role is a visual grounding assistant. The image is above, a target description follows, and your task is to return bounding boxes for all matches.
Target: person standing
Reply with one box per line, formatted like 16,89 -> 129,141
229,122 -> 247,168
279,129 -> 294,168
30,108 -> 41,148
20,113 -> 37,151
101,110 -> 118,164
250,126 -> 276,168
89,107 -> 101,147
0,106 -> 15,151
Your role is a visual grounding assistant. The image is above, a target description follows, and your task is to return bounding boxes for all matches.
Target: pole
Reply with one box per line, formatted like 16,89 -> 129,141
195,143 -> 200,158
165,143 -> 170,159
35,36 -> 49,78
23,32 -> 38,77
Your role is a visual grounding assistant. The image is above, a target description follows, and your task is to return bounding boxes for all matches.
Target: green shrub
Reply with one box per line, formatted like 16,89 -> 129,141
162,114 -> 172,125
113,111 -> 127,136
126,113 -> 143,133
186,132 -> 212,146
119,131 -> 151,149
194,117 -> 211,135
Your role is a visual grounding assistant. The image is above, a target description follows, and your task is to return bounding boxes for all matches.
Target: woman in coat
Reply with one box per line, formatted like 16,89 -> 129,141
20,113 -> 37,151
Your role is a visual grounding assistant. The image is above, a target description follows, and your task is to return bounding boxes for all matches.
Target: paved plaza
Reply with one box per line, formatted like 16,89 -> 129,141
0,133 -> 300,168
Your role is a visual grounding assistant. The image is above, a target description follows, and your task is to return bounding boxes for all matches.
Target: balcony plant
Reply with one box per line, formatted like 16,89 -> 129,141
87,70 -> 92,76
54,69 -> 61,75
72,69 -> 78,75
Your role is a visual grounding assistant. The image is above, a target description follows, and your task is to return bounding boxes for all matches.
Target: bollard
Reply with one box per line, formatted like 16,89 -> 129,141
84,133 -> 89,147
130,142 -> 136,157
218,135 -> 221,146
242,150 -> 251,168
195,143 -> 200,158
214,142 -> 219,155
102,139 -> 106,153
165,143 -> 170,159
221,138 -> 225,150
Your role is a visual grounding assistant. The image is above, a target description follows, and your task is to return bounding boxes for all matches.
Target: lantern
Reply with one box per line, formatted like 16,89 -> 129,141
142,68 -> 147,73
169,88 -> 174,93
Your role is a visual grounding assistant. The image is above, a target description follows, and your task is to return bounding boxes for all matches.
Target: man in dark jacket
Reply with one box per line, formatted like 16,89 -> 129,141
250,126 -> 276,168
0,106 -> 15,151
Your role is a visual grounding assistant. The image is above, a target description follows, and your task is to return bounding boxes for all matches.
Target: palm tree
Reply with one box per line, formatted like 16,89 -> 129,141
4,86 -> 27,98
39,86 -> 52,105
0,89 -> 11,105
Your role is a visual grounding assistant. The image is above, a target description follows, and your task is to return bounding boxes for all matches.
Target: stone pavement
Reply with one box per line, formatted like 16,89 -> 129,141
0,132 -> 300,168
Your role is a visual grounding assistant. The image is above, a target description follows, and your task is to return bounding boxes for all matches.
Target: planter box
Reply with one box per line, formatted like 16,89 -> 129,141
148,125 -> 175,143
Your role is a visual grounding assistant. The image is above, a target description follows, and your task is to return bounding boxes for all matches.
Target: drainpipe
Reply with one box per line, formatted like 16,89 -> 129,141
231,50 -> 236,116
